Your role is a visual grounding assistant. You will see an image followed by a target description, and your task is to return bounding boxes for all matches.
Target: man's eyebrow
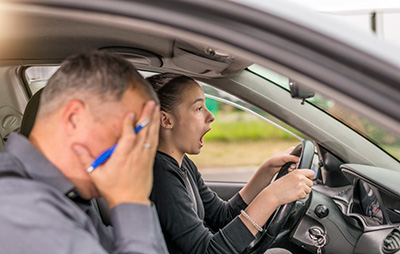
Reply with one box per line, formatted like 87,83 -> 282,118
192,98 -> 204,105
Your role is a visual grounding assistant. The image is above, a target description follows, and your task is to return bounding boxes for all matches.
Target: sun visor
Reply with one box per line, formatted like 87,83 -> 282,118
172,40 -> 251,76
99,47 -> 163,68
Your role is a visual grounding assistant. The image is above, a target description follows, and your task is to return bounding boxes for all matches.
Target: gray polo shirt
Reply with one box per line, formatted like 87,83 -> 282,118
0,133 -> 168,254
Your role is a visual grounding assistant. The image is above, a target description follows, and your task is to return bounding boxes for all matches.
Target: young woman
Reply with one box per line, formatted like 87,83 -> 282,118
148,73 -> 314,254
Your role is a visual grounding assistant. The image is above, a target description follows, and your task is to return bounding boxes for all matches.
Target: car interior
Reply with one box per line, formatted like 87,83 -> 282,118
1,1 -> 400,254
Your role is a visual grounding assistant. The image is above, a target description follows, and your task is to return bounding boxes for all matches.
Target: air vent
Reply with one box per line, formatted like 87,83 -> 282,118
382,228 -> 400,254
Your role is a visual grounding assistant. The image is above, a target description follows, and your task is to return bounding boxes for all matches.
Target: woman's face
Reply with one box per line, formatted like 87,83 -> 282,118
170,83 -> 215,155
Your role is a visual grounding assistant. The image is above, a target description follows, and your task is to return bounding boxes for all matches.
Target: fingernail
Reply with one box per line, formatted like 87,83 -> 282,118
128,112 -> 135,120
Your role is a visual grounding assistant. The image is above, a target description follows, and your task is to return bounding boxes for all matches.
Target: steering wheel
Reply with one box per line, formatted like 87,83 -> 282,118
246,140 -> 315,254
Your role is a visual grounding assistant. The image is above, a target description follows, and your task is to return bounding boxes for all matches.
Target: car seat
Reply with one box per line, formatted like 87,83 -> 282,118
19,88 -> 112,226
0,133 -> 4,152
20,89 -> 43,138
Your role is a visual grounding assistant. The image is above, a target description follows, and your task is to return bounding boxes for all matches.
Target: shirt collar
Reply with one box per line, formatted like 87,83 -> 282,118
156,150 -> 180,167
4,133 -> 77,196
156,151 -> 192,173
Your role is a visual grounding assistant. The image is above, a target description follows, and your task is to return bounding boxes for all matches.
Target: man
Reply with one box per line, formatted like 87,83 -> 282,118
0,51 -> 168,253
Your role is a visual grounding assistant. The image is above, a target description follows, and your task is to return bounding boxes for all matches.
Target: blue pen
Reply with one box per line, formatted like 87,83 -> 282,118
87,118 -> 150,173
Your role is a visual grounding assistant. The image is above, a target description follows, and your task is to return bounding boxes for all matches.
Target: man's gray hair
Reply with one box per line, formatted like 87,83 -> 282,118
38,51 -> 157,116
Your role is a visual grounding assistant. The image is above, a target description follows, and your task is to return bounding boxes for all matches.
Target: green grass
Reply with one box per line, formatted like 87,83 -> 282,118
205,120 -> 297,142
190,140 -> 299,168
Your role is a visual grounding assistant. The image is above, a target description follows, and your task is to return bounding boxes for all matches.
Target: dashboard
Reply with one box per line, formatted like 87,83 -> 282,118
342,166 -> 400,229
352,180 -> 384,226
289,163 -> 400,254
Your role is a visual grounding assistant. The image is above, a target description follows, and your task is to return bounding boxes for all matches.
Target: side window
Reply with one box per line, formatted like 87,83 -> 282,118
23,67 -> 307,183
24,66 -> 59,94
189,83 -> 304,183
24,67 -> 155,94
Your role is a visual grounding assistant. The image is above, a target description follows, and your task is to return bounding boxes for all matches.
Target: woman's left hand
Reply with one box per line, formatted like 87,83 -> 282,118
259,146 -> 299,175
239,146 -> 301,205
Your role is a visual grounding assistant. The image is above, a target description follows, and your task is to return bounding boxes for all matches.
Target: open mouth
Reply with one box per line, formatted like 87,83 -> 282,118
199,128 -> 211,147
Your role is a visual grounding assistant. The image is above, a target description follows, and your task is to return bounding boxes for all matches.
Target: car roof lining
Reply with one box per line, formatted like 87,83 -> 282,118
0,4 -> 252,78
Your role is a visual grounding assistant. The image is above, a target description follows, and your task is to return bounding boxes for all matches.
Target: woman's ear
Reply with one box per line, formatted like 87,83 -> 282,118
160,111 -> 173,130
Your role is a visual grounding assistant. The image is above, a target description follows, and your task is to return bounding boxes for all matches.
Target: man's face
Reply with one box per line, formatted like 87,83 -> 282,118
75,88 -> 149,198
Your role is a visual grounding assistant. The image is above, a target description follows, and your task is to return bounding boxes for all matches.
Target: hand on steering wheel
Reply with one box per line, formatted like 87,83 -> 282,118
246,140 -> 315,254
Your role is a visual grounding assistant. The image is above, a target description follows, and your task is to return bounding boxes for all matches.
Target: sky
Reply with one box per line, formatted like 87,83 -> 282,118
234,0 -> 400,47
286,0 -> 400,12
287,0 -> 400,47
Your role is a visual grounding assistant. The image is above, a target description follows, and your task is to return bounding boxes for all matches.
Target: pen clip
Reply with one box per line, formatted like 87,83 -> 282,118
134,118 -> 150,133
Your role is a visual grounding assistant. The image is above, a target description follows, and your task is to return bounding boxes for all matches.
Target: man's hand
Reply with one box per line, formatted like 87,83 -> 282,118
74,100 -> 160,208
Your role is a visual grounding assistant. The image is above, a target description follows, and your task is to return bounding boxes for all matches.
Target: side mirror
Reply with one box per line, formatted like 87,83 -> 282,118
289,80 -> 315,104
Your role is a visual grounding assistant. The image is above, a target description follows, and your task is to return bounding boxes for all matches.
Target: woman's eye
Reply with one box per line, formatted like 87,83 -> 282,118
197,106 -> 203,111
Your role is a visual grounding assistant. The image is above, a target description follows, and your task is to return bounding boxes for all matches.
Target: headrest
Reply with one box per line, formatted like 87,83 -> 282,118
20,88 -> 44,137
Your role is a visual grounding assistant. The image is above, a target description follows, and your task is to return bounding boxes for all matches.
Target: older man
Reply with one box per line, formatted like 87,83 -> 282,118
0,51 -> 168,253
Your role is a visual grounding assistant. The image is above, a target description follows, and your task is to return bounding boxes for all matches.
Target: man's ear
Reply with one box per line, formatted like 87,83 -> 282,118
62,100 -> 86,136
160,111 -> 173,130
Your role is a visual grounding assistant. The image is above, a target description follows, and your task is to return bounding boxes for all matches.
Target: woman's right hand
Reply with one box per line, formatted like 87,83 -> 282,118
240,169 -> 314,236
266,169 -> 314,207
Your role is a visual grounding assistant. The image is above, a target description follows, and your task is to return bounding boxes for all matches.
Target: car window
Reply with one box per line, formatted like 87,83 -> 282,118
191,83 -> 306,182
307,93 -> 400,161
249,64 -> 400,161
23,66 -> 309,183
24,66 -> 59,94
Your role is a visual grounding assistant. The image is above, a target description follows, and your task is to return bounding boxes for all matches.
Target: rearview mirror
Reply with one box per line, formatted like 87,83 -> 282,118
289,80 -> 315,104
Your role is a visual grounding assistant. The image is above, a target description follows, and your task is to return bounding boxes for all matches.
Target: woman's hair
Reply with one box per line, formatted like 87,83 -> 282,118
146,73 -> 197,112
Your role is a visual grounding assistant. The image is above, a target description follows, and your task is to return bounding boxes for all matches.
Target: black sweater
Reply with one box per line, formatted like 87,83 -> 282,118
150,151 -> 254,254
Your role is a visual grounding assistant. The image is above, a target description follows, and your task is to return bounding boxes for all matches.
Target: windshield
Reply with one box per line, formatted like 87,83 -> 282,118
248,64 -> 400,160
